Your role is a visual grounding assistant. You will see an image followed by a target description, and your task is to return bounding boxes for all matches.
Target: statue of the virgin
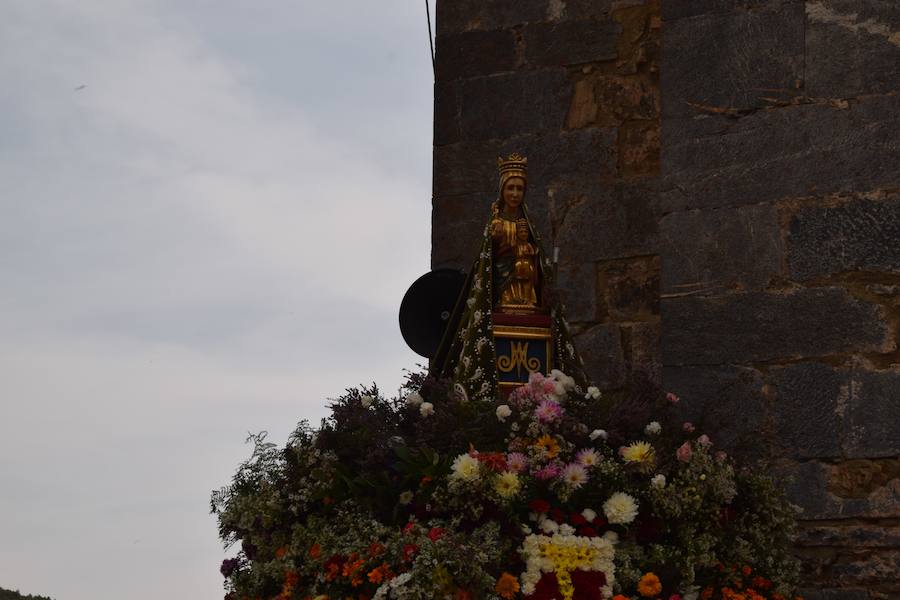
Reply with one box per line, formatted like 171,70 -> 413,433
431,153 -> 588,401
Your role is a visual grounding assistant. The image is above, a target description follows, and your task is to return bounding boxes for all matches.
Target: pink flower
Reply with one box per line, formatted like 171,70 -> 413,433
697,434 -> 712,447
506,452 -> 528,473
532,462 -> 561,480
534,399 -> 564,423
666,392 -> 680,404
528,371 -> 545,385
542,380 -> 557,395
715,451 -> 727,463
682,421 -> 695,433
676,441 -> 693,463
669,595 -> 683,600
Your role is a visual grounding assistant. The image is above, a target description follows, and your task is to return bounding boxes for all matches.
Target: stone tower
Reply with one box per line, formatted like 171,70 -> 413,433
431,0 -> 900,597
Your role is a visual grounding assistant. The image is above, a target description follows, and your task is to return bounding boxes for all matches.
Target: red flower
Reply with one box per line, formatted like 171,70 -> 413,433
427,527 -> 445,542
476,452 -> 508,472
592,516 -> 607,527
571,569 -> 606,600
551,508 -> 566,523
402,543 -> 419,561
570,513 -> 587,526
578,526 -> 598,537
403,521 -> 416,534
529,499 -> 551,514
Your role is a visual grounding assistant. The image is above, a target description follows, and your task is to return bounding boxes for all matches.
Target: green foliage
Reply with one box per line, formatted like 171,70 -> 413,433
0,587 -> 54,600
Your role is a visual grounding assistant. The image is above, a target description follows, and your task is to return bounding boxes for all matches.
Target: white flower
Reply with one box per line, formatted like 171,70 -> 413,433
496,404 -> 512,422
603,492 -> 639,525
585,386 -> 601,400
539,519 -> 559,534
651,474 -> 666,489
419,402 -> 434,417
550,369 -> 576,391
589,429 -> 608,441
559,523 -> 575,536
360,395 -> 374,408
450,453 -> 480,482
521,524 -> 532,534
398,490 -> 414,505
405,392 -> 423,407
466,297 -> 476,308
581,508 -> 597,522
645,421 -> 662,435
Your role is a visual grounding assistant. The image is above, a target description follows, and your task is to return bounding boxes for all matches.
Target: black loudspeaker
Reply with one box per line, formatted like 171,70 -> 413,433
399,268 -> 467,358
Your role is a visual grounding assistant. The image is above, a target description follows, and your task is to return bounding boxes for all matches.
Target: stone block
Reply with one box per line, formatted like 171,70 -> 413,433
436,0 -> 613,34
555,182 -> 659,262
663,365 -> 768,453
434,80 -> 461,146
797,523 -> 900,548
661,94 -> 900,211
661,2 -> 804,119
576,323 -> 626,389
627,321 -> 660,381
555,261 -> 598,323
431,193 -> 493,269
433,128 -> 618,200
459,69 -> 573,141
787,197 -> 900,281
598,255 -> 660,321
567,73 -> 660,128
797,589 -> 869,600
769,362 -> 846,459
805,0 -> 900,99
660,204 -> 783,294
435,0 -> 548,35
661,0 -> 797,21
661,288 -> 891,365
435,30 -> 517,81
524,19 -> 621,67
845,370 -> 900,458
780,459 -> 900,520
828,549 -> 900,587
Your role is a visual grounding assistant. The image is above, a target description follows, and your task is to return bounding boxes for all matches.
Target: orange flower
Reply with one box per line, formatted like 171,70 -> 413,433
741,565 -> 752,576
700,586 -> 714,600
534,435 -> 560,459
495,572 -> 520,599
275,546 -> 288,559
613,596 -> 630,600
455,589 -> 473,600
309,543 -> 321,559
751,577 -> 771,590
637,572 -> 662,598
367,564 -> 385,584
722,588 -> 747,600
284,570 -> 299,588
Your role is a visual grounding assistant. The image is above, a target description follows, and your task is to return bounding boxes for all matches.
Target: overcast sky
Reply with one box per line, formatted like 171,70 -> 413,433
0,2 -> 433,598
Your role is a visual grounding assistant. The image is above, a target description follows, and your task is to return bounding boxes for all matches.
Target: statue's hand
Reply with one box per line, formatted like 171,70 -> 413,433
490,218 -> 503,237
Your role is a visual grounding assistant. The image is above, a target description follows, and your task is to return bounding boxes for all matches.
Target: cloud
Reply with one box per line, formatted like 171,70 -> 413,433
0,2 -> 433,598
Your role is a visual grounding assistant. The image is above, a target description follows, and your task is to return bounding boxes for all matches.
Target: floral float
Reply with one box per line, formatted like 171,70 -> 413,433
211,369 -> 801,600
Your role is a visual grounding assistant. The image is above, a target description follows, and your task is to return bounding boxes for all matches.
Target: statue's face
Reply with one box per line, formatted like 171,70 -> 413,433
502,176 -> 525,209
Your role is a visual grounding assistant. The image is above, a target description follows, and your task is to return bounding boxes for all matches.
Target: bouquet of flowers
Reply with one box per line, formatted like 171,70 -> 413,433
211,370 -> 800,600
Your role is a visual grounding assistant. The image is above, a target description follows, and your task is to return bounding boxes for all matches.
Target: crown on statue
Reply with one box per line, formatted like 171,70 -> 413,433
497,152 -> 528,177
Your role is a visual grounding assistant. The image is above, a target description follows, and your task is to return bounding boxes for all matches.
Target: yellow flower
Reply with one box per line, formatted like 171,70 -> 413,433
495,572 -> 520,599
637,572 -> 662,597
494,471 -> 521,498
620,441 -> 655,466
534,434 -> 561,459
